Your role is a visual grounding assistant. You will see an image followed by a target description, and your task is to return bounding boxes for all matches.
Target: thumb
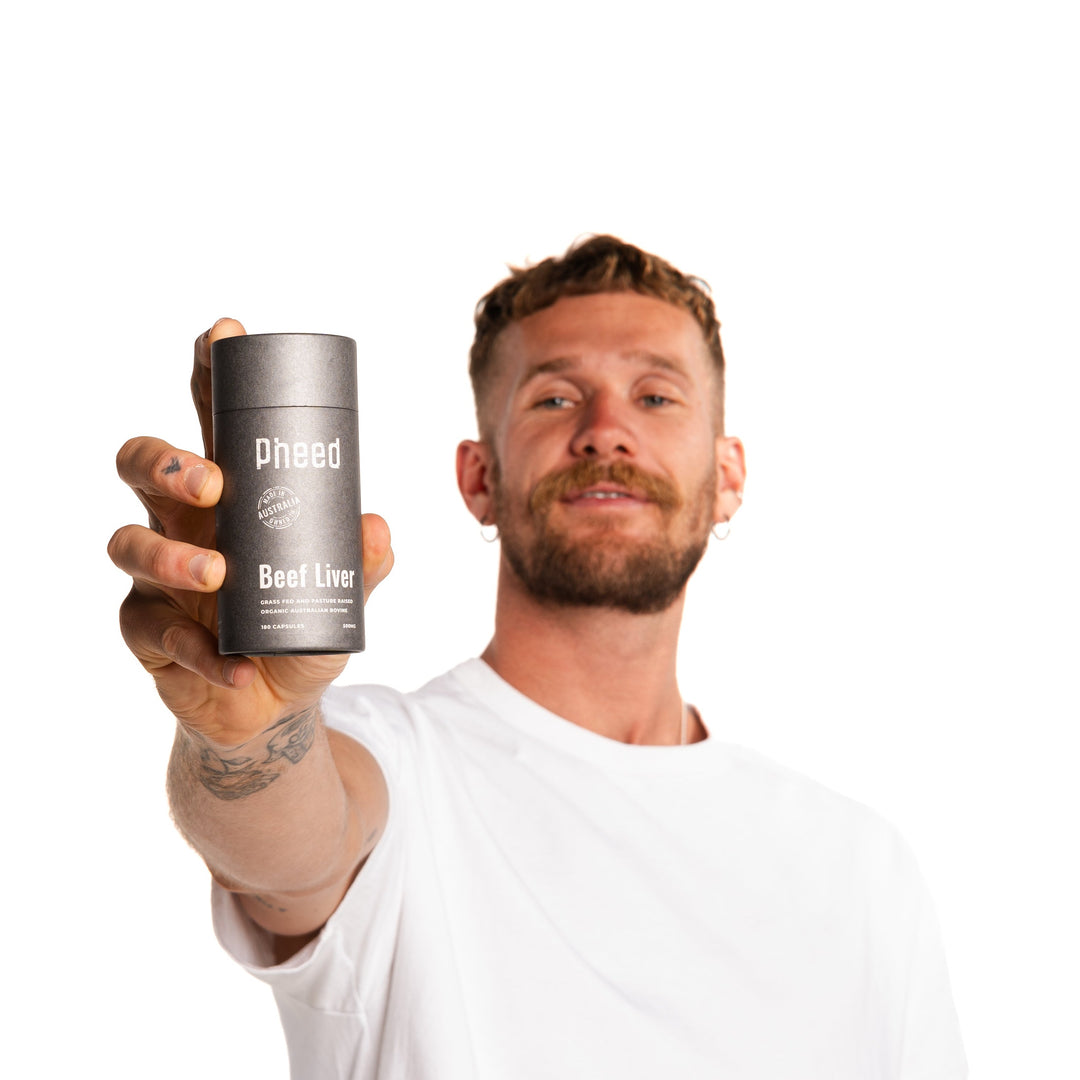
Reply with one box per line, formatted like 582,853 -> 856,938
361,514 -> 394,604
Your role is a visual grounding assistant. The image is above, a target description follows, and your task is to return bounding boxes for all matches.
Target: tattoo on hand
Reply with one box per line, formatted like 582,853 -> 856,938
163,457 -> 182,475
194,707 -> 318,801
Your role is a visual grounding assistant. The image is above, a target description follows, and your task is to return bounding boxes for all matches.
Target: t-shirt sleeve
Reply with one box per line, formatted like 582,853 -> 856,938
866,820 -> 967,1080
897,868 -> 968,1079
210,682 -> 411,1013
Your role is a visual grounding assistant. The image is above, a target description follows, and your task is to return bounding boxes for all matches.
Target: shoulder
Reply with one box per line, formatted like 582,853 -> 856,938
320,661 -> 486,773
718,741 -> 923,883
322,661 -> 482,725
722,740 -> 889,819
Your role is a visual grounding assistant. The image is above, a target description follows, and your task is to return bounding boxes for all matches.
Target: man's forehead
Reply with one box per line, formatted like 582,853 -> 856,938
494,292 -> 711,374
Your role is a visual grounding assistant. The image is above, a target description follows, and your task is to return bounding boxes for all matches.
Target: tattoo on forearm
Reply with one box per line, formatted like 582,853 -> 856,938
266,709 -> 317,765
163,456 -> 182,475
252,893 -> 288,914
194,707 -> 319,801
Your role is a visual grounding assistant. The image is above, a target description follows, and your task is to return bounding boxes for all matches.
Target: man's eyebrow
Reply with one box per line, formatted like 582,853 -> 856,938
624,351 -> 689,375
520,357 -> 576,383
518,352 -> 689,385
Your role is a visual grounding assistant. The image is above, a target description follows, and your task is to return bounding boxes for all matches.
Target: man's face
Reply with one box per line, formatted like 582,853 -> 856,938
474,291 -> 742,614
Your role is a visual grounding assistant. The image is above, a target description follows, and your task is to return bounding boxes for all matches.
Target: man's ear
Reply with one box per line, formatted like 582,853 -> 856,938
456,439 -> 496,524
713,436 -> 746,524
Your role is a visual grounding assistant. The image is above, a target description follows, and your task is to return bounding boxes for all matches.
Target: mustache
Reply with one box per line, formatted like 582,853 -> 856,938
528,460 -> 683,515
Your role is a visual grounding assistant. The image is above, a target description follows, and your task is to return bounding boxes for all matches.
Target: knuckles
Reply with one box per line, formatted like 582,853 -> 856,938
115,436 -> 144,478
117,585 -> 156,653
159,621 -> 198,670
106,524 -> 136,571
146,534 -> 181,585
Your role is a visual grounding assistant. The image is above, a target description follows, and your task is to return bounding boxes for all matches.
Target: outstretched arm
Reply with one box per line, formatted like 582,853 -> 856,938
108,319 -> 393,940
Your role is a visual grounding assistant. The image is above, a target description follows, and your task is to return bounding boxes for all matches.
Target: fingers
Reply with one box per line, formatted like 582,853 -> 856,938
361,513 -> 394,604
108,523 -> 226,592
116,435 -> 222,505
191,318 -> 246,459
119,587 -> 256,689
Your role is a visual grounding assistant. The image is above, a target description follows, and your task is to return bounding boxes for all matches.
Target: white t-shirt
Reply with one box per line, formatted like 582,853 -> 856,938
214,659 -> 967,1079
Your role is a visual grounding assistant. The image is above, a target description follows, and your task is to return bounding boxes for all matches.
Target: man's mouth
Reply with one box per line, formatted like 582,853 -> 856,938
565,486 -> 644,503
529,461 -> 682,515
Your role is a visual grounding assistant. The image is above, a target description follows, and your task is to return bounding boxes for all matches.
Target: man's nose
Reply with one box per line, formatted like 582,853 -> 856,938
569,393 -> 637,459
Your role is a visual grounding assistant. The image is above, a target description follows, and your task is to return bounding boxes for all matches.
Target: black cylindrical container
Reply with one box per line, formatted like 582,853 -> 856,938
211,333 -> 364,655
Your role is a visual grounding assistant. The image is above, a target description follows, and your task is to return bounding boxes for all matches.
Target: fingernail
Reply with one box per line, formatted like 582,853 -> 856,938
222,658 -> 242,686
185,465 -> 210,498
189,553 -> 216,585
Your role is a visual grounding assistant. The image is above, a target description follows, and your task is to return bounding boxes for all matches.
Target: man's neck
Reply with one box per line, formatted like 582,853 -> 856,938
481,567 -> 697,746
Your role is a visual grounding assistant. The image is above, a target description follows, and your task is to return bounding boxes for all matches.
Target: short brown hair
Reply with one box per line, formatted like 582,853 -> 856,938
469,234 -> 726,432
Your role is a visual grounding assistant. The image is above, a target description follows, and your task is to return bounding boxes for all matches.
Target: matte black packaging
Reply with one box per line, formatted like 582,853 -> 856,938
211,333 -> 364,655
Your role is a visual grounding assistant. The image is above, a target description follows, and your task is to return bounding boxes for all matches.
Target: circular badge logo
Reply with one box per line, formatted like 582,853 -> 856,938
257,486 -> 301,530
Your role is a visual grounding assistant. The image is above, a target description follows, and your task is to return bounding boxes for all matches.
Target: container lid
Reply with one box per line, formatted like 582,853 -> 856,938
211,333 -> 357,413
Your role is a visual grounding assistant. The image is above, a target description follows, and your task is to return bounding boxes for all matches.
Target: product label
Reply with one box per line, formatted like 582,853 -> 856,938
214,406 -> 364,656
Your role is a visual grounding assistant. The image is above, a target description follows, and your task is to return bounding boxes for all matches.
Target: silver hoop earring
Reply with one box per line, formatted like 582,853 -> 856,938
480,522 -> 499,543
711,518 -> 731,541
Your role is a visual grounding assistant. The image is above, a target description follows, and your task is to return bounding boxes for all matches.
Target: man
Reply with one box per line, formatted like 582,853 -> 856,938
109,236 -> 966,1078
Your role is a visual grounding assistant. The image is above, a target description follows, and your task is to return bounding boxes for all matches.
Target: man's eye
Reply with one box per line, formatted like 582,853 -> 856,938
536,396 -> 574,409
641,394 -> 671,407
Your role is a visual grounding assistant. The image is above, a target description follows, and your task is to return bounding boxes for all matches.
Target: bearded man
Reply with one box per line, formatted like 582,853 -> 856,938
110,235 -> 966,1079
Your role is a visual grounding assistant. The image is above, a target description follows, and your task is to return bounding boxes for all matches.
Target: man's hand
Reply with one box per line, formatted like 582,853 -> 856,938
107,319 -> 394,748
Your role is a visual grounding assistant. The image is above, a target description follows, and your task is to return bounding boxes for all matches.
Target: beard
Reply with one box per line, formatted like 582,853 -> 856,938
494,459 -> 714,615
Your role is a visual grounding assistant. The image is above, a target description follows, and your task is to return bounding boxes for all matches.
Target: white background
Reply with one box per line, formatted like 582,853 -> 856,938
3,1 -> 1076,1076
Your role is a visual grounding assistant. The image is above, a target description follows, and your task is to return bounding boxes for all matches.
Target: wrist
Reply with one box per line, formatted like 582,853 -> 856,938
176,702 -> 324,803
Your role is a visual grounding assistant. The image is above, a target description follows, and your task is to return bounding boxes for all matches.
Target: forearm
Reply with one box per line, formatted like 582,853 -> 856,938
167,703 -> 365,903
